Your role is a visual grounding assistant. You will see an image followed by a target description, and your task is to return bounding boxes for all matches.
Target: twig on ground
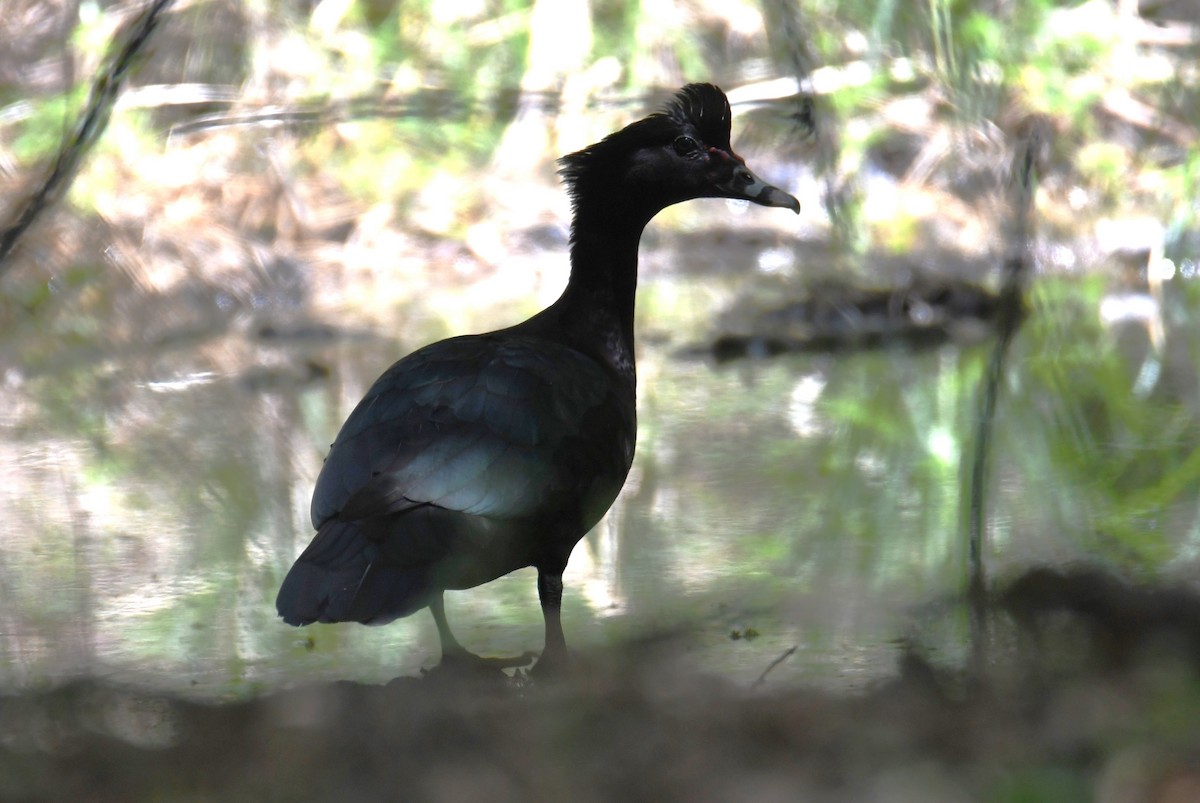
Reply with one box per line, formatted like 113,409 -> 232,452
751,646 -> 797,690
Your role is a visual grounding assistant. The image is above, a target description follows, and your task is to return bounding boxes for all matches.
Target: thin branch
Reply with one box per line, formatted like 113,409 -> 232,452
0,0 -> 177,275
965,114 -> 1046,673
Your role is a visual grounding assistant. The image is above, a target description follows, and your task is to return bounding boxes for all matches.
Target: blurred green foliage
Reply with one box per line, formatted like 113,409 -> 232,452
5,0 -> 1195,246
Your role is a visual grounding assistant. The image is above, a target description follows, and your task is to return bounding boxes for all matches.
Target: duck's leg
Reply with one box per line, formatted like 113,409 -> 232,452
427,592 -> 534,672
532,571 -> 569,676
429,591 -> 468,657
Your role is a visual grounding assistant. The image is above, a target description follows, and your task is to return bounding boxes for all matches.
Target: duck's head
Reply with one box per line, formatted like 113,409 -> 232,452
559,83 -> 800,225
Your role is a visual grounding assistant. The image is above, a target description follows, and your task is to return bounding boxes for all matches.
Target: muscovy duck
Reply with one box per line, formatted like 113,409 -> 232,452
276,83 -> 800,674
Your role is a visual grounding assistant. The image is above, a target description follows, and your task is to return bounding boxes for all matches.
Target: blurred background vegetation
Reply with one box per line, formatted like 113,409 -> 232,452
2,0 -> 1200,798
3,0 -> 1200,683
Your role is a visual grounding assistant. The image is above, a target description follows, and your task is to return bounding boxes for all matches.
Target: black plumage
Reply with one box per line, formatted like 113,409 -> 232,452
276,83 -> 799,674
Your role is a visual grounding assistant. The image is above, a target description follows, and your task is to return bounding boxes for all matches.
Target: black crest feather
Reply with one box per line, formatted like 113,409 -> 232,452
558,84 -> 733,205
662,83 -> 732,149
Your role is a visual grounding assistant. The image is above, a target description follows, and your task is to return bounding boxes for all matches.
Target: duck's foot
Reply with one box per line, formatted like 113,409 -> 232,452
524,647 -> 572,682
421,649 -> 537,684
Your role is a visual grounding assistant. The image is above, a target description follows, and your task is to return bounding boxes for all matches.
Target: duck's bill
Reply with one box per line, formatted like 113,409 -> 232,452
718,165 -> 800,213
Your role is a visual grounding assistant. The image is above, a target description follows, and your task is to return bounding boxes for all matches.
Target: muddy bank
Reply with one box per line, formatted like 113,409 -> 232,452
6,577 -> 1200,803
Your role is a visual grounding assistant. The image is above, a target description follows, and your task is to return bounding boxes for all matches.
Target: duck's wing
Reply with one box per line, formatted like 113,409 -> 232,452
310,334 -> 634,530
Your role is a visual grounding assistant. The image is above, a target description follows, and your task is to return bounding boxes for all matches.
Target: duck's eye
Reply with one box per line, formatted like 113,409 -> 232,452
672,135 -> 702,157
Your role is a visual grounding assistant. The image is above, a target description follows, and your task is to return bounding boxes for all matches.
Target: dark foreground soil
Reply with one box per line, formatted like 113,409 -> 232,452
6,571 -> 1200,803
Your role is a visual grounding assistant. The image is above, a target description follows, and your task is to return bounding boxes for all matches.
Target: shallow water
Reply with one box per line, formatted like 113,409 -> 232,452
4,210 -> 1198,699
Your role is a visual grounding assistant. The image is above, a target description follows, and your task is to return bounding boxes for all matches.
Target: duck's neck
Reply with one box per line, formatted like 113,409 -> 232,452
544,208 -> 649,378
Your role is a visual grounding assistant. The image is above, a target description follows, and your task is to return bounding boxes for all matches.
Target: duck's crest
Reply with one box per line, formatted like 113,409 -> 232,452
558,83 -> 733,204
661,83 -> 732,149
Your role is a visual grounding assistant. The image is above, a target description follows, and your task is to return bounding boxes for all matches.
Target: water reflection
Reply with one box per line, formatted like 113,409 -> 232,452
3,226 -> 1199,697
